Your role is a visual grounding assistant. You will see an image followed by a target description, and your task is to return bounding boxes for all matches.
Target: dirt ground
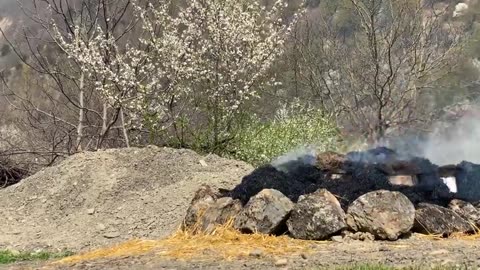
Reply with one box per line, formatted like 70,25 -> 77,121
0,146 -> 253,252
5,235 -> 480,270
2,146 -> 480,269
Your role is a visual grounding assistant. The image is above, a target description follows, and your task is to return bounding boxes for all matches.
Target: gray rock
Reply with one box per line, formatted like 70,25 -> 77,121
234,189 -> 294,234
274,258 -> 288,267
249,249 -> 263,258
341,231 -> 375,241
103,231 -> 120,239
287,189 -> 346,240
346,190 -> 415,240
455,161 -> 480,202
183,185 -> 242,233
449,199 -> 480,227
413,203 -> 473,235
330,235 -> 344,243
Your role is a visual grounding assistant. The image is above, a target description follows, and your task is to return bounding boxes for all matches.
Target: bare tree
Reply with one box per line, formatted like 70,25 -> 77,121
283,0 -> 466,143
0,0 -> 138,163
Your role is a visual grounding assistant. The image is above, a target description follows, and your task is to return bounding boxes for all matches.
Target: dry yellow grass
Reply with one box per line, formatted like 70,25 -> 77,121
54,220 -> 324,265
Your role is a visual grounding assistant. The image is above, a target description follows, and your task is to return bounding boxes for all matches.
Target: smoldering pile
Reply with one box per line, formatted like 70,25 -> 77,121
183,147 -> 480,241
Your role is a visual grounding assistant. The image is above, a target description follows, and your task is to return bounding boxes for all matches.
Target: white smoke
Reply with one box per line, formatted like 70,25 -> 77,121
271,145 -> 317,173
421,115 -> 480,166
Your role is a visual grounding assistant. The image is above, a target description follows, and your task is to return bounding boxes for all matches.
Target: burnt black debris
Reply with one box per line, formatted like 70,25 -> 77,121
229,164 -> 323,204
230,147 -> 474,208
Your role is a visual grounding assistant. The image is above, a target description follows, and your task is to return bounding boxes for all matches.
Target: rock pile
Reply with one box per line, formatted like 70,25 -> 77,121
183,147 -> 480,241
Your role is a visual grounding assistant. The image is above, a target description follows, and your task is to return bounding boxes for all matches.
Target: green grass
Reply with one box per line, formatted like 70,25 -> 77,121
0,250 -> 74,264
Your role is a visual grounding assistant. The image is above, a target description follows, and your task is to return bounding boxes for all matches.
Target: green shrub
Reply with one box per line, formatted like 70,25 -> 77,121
226,102 -> 341,166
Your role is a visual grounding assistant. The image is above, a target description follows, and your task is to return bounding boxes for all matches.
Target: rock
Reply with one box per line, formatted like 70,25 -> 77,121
249,249 -> 263,258
183,185 -> 218,228
388,175 -> 417,186
341,231 -> 375,241
287,189 -> 346,240
330,235 -> 344,243
274,258 -> 288,267
455,161 -> 480,202
234,189 -> 294,234
87,208 -> 95,215
103,231 -> 120,239
413,203 -> 473,235
346,190 -> 415,240
184,185 -> 243,233
448,199 -> 480,227
199,159 -> 208,167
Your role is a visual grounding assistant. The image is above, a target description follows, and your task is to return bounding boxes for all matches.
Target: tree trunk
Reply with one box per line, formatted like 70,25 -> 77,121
120,107 -> 130,148
75,72 -> 85,152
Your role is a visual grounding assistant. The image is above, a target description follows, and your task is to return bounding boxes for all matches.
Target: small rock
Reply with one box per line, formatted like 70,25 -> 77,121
342,231 -> 375,241
104,232 -> 120,239
97,224 -> 106,231
199,160 -> 208,167
413,203 -> 473,235
300,253 -> 308,260
449,199 -> 480,227
429,249 -> 449,255
331,235 -> 343,243
87,208 -> 95,215
274,258 -> 288,267
249,249 -> 263,258
287,189 -> 346,240
346,190 -> 415,240
234,189 -> 293,234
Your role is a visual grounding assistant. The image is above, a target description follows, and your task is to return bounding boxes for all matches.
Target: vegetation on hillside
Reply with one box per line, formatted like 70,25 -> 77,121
0,0 -> 478,170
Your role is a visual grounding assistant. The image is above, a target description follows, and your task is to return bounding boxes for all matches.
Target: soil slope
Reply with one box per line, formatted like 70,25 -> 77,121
0,146 -> 253,252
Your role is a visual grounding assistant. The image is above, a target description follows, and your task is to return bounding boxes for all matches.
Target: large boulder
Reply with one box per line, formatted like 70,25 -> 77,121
346,190 -> 415,240
287,189 -> 346,240
455,161 -> 480,202
413,203 -> 473,235
184,185 -> 242,233
234,189 -> 294,234
449,199 -> 480,228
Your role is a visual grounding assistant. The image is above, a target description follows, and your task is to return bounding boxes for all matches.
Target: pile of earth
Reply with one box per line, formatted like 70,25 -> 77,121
0,146 -> 253,252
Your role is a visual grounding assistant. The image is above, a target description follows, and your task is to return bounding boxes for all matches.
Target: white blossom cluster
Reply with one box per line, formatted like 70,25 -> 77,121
49,0 -> 301,132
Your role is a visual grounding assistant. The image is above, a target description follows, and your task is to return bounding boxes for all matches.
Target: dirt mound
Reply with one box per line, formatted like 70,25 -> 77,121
0,146 -> 253,252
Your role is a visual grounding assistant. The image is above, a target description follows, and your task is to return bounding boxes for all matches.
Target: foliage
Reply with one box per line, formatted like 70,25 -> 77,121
226,101 -> 341,166
49,0 -> 302,152
0,250 -> 73,264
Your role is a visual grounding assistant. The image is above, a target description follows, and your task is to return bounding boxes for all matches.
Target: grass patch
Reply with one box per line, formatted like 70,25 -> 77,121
0,250 -> 73,264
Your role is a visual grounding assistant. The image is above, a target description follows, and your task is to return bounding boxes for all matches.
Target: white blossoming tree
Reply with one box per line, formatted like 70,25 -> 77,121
50,0 -> 301,151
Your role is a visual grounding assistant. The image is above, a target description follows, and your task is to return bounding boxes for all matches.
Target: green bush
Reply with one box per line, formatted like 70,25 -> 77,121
226,102 -> 341,166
